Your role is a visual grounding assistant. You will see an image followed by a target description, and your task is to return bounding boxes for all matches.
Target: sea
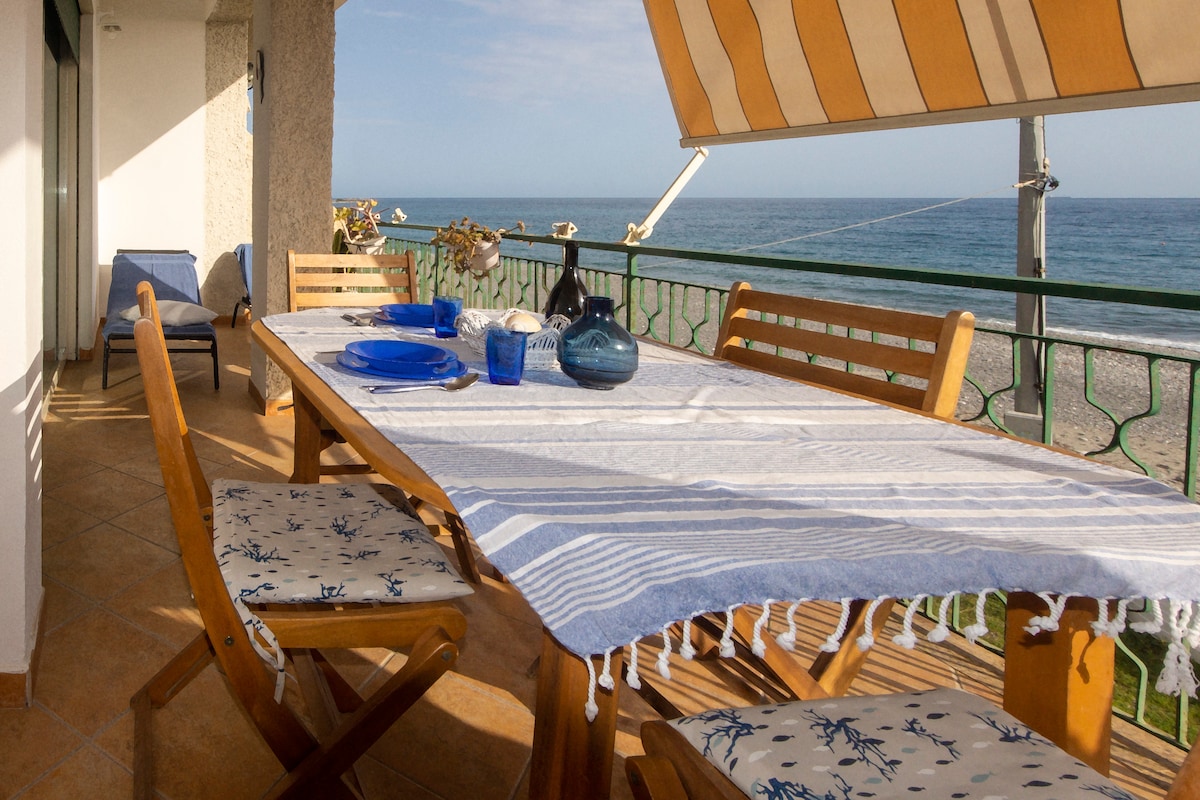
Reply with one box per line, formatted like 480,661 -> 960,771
371,197 -> 1200,350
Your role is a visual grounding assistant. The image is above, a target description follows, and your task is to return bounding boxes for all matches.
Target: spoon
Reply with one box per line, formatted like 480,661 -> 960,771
365,373 -> 479,394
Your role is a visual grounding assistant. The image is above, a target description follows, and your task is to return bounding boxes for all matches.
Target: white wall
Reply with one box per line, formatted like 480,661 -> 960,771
96,15 -> 207,319
0,0 -> 45,682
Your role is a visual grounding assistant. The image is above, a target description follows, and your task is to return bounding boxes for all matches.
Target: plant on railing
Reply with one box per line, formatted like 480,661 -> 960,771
333,199 -> 388,254
430,217 -> 525,278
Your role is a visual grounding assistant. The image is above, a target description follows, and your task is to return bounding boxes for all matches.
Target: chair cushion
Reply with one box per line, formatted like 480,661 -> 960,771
667,687 -> 1137,799
120,300 -> 218,326
212,480 -> 473,604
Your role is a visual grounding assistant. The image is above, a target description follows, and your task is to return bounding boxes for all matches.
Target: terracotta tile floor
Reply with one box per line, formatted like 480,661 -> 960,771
2,321 -> 1187,798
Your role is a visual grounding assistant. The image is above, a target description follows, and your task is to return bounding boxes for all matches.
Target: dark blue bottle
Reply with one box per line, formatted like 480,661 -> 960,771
543,241 -> 588,321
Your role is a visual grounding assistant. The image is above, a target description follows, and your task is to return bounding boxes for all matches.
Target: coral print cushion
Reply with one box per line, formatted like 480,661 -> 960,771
211,480 -> 472,604
669,687 -> 1137,799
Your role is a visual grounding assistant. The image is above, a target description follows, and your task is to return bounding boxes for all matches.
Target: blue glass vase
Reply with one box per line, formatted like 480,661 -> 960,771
556,296 -> 638,389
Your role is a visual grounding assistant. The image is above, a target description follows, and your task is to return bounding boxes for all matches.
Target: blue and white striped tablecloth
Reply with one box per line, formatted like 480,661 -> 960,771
264,309 -> 1200,680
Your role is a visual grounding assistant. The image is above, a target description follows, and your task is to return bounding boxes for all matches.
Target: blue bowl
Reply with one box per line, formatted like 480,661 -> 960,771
379,303 -> 435,327
344,340 -> 456,375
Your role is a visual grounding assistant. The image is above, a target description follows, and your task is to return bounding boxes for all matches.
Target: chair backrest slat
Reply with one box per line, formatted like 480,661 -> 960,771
715,281 -> 975,419
288,250 -> 418,312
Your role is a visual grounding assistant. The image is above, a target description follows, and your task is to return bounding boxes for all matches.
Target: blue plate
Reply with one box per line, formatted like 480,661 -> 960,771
336,351 -> 468,380
378,303 -> 435,327
344,340 -> 456,375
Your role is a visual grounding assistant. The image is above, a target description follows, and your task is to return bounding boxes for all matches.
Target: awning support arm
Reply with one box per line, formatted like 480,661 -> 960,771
622,147 -> 708,245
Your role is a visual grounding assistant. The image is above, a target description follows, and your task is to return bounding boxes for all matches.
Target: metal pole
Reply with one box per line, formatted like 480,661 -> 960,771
1007,117 -> 1049,438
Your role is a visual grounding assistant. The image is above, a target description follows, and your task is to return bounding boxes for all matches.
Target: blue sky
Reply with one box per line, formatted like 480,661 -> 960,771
332,0 -> 1200,199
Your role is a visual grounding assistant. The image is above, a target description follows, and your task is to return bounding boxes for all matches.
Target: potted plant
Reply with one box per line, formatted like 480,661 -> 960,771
333,199 -> 387,254
430,216 -> 525,277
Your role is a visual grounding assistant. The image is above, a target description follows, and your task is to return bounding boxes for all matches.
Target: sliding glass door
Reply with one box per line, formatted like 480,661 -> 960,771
43,1 -> 79,393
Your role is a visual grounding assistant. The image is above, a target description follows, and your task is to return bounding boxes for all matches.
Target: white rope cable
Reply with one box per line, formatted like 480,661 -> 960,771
232,597 -> 288,703
752,602 -> 773,657
1113,598 -> 1133,634
585,657 -> 599,722
927,594 -> 956,643
680,619 -> 696,660
893,595 -> 928,649
1092,599 -> 1117,638
820,598 -> 854,652
1187,602 -> 1200,650
775,599 -> 806,650
657,625 -> 673,679
626,640 -> 641,690
1157,600 -> 1199,697
962,589 -> 996,644
1025,592 -> 1071,634
1131,598 -> 1166,634
640,181 -> 1036,270
855,596 -> 890,651
598,648 -> 616,691
719,606 -> 737,658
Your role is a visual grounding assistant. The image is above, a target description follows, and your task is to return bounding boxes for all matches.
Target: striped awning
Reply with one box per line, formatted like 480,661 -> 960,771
643,0 -> 1200,146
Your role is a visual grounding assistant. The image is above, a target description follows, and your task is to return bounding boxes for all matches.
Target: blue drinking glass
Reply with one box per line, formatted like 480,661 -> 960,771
486,328 -> 528,385
432,296 -> 463,338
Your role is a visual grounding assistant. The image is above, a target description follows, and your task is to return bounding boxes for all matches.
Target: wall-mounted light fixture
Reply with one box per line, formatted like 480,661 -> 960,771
99,11 -> 122,37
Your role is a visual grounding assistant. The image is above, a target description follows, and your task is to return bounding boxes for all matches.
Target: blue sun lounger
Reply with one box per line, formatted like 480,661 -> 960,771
102,251 -> 219,389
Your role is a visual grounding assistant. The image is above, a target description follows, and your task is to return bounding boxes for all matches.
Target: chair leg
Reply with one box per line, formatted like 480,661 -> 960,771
102,340 -> 111,389
267,627 -> 459,800
211,337 -> 220,390
444,513 -> 482,584
626,755 -> 690,800
132,632 -> 217,800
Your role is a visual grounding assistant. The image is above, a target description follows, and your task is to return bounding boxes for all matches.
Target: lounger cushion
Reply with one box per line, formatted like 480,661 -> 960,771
212,480 -> 473,604
667,687 -> 1136,799
120,300 -> 217,326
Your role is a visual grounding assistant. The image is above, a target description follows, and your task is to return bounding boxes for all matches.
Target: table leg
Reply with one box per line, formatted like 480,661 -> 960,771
291,387 -> 323,484
1003,592 -> 1114,774
530,629 -> 620,800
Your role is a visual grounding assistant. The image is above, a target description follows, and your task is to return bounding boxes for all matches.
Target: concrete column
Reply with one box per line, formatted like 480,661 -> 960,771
203,19 -> 254,317
0,0 -> 44,706
250,0 -> 335,409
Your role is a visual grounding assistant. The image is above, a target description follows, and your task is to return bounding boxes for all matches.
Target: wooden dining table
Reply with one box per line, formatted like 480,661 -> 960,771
253,307 -> 1200,800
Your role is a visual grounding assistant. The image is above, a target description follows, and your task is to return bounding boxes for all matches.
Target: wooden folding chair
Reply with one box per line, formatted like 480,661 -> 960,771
284,249 -> 418,480
288,249 -> 419,312
716,281 -> 975,418
286,249 -> 483,584
130,282 -> 472,799
627,687 -> 1199,799
641,284 -> 977,714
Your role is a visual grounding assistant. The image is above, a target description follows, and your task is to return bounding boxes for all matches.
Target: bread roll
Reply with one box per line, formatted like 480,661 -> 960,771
504,312 -> 542,333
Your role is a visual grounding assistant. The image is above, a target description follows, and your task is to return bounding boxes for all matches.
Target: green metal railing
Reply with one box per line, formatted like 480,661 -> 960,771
385,222 -> 1200,746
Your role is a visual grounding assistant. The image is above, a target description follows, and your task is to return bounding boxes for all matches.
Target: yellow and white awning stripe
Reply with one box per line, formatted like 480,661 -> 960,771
643,0 -> 1200,145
